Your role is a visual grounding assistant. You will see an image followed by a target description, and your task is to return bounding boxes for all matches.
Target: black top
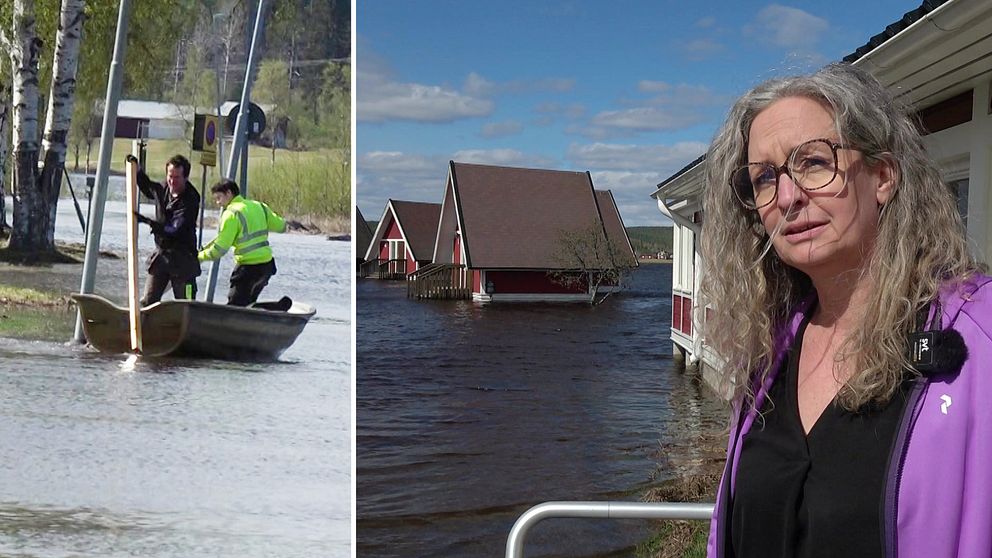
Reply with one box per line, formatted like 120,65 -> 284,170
730,316 -> 909,558
137,170 -> 201,278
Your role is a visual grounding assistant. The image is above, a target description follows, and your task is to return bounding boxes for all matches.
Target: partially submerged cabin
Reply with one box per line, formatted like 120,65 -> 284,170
363,200 -> 441,279
356,206 -> 374,271
411,161 -> 636,302
651,0 -> 992,396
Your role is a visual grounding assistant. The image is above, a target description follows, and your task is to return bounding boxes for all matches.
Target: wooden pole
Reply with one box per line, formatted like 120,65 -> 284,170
125,151 -> 142,353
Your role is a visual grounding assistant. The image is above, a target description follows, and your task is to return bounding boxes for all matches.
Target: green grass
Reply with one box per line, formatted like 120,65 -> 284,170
0,304 -> 76,342
0,285 -> 62,305
635,521 -> 709,558
67,139 -> 350,221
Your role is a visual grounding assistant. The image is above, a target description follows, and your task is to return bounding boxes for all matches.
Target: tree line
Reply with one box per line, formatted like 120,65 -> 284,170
0,0 -> 350,260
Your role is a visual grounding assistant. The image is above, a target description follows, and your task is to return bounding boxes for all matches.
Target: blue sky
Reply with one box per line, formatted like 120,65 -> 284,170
357,1 -> 923,226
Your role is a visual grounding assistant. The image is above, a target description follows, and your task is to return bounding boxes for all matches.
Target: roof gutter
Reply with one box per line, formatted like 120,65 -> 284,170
853,0 -> 984,75
656,196 -> 700,235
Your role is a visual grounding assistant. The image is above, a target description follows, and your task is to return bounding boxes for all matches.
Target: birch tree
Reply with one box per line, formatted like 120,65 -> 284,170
4,0 -> 85,256
6,0 -> 44,253
0,83 -> 10,234
40,0 -> 85,248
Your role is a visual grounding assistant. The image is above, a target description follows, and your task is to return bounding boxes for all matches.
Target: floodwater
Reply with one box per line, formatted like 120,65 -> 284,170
357,265 -> 728,557
0,197 -> 351,557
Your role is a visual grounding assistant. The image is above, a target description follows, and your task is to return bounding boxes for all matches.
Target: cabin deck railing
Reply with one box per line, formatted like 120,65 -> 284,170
505,501 -> 714,558
407,263 -> 471,299
358,258 -> 408,280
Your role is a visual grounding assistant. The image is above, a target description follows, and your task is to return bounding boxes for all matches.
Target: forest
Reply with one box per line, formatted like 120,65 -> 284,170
0,0 -> 350,259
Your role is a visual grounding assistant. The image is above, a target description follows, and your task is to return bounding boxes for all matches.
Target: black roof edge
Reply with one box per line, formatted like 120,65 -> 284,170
655,153 -> 707,191
842,0 -> 950,63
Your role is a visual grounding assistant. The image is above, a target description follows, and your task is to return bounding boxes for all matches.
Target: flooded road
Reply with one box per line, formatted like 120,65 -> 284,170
0,197 -> 351,557
357,265 -> 727,557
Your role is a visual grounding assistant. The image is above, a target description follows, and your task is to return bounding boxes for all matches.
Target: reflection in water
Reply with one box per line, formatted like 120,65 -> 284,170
358,265 -> 727,557
0,200 -> 351,558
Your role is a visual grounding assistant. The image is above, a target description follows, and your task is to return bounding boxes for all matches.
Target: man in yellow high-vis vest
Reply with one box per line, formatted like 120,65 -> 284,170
197,179 -> 287,306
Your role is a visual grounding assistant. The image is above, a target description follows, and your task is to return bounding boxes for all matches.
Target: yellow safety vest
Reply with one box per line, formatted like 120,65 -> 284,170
198,195 -> 287,265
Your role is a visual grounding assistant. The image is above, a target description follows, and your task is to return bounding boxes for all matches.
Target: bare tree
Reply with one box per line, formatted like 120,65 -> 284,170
550,223 -> 637,305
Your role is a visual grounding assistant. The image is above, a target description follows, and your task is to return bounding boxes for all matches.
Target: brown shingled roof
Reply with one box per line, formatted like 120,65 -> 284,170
450,162 -> 633,269
389,200 -> 442,261
356,206 -> 374,259
595,190 -> 638,268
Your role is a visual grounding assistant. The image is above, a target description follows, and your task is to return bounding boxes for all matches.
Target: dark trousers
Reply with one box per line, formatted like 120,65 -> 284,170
141,271 -> 198,306
228,259 -> 277,306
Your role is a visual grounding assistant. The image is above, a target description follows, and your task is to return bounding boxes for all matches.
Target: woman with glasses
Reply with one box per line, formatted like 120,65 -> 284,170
701,63 -> 992,557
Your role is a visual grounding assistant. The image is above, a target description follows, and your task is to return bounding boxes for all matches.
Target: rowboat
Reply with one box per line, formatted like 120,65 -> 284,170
71,293 -> 315,361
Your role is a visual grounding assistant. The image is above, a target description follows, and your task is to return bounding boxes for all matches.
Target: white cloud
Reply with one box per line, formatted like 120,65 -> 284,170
590,170 -> 676,226
480,120 -> 524,138
464,72 -> 495,96
357,151 -> 450,215
358,82 -> 494,123
357,56 -> 493,123
645,83 -> 724,107
695,16 -> 716,28
744,5 -> 829,49
357,148 -> 559,216
449,148 -> 555,169
535,101 -> 585,118
567,143 -> 710,226
638,80 -> 671,94
567,142 -> 709,172
358,151 -> 439,177
476,75 -> 576,95
590,107 -> 703,132
682,38 -> 724,60
524,78 -> 575,93
570,81 -> 725,139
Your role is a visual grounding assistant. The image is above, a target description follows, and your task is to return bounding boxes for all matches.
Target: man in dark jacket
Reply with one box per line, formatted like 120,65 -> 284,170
130,153 -> 201,306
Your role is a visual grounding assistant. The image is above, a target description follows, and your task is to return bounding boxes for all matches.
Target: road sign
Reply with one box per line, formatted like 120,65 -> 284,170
199,150 -> 216,167
192,113 -> 220,153
225,102 -> 266,140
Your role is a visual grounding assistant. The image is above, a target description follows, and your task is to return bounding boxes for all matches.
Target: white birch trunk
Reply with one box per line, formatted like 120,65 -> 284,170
40,0 -> 86,248
0,84 -> 10,232
8,0 -> 42,252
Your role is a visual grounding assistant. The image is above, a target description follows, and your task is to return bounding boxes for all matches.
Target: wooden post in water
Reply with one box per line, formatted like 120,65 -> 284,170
125,152 -> 143,353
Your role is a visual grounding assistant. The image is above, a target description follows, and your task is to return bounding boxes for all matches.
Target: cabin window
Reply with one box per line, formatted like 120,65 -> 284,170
949,178 -> 969,227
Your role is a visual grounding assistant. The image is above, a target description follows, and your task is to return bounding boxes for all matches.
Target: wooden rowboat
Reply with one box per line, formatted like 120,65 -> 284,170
71,293 -> 315,361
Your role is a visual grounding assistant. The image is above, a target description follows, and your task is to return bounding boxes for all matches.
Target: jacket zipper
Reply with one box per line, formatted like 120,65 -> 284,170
716,402 -> 747,558
882,377 -> 929,558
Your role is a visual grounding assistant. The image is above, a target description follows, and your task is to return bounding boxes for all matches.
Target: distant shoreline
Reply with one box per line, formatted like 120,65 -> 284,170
637,258 -> 672,265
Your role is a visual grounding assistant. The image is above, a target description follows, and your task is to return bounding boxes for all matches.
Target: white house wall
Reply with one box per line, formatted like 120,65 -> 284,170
922,78 -> 992,264
672,223 -> 694,297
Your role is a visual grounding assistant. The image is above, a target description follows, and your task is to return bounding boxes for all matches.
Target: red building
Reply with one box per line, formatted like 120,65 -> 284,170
363,200 -> 442,279
424,161 -> 636,302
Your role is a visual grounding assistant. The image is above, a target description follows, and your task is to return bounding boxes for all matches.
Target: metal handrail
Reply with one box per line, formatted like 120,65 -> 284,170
505,501 -> 715,558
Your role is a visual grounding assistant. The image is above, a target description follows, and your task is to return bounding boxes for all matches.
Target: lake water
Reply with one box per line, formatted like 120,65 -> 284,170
357,264 -> 727,557
0,198 -> 351,557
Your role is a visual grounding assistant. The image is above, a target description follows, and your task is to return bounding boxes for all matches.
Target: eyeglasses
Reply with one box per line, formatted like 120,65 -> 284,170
731,138 -> 851,210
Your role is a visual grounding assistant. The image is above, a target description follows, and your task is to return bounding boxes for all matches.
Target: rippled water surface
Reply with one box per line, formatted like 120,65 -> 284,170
357,265 -> 727,557
0,198 -> 351,557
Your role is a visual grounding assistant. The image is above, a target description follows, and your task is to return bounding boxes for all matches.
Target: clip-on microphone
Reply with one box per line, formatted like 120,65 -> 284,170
909,329 -> 967,377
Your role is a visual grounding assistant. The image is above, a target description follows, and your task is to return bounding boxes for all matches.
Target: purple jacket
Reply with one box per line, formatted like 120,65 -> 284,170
708,274 -> 992,558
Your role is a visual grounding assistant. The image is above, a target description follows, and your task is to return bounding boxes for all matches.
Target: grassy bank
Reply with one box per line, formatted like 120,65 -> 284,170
635,474 -> 720,558
0,284 -> 76,342
68,138 -> 350,232
0,240 -> 121,342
